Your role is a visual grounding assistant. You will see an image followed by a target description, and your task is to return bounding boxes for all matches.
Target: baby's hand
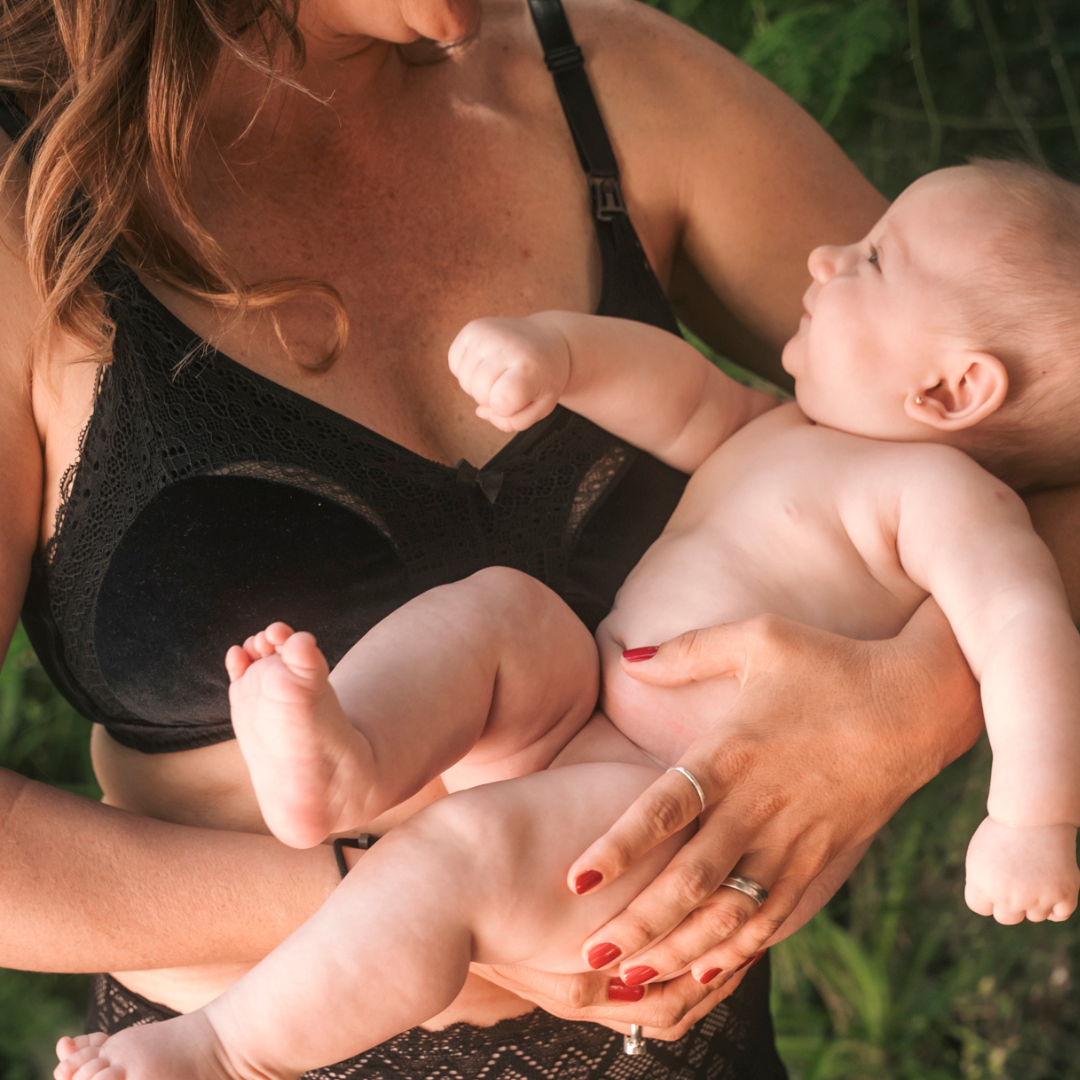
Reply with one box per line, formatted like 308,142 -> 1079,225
965,817 -> 1079,923
449,316 -> 571,432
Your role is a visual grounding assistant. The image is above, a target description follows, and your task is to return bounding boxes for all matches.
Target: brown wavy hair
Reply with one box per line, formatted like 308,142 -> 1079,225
0,0 -> 347,366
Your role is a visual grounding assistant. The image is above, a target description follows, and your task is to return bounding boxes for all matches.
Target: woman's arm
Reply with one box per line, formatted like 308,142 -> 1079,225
570,0 -> 888,379
0,389 -> 341,972
0,147 -> 343,975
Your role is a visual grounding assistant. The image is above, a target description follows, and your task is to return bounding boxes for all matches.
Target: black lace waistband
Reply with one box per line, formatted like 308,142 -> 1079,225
87,967 -> 788,1080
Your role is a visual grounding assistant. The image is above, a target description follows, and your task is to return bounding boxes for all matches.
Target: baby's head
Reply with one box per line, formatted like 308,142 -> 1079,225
781,161 -> 1080,490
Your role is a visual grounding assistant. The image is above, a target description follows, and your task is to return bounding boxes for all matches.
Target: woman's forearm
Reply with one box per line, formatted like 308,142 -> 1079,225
0,767 -> 339,973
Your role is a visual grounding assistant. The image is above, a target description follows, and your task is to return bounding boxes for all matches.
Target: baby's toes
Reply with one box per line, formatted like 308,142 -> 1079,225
54,1042 -> 111,1080
225,645 -> 252,683
57,1034 -> 107,1060
72,1059 -> 121,1080
263,621 -> 295,648
278,631 -> 329,684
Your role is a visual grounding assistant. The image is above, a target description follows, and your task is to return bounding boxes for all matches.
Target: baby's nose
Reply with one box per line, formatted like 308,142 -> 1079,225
807,244 -> 843,282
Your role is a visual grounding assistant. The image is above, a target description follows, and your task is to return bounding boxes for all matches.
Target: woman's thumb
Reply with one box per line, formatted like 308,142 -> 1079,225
620,623 -> 747,686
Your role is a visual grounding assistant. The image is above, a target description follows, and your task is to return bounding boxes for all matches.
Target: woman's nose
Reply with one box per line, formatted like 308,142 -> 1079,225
402,0 -> 480,43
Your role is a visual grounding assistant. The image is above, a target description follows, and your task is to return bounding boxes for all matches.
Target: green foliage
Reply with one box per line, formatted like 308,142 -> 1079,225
647,0 -> 1080,195
740,1 -> 901,127
0,624 -> 99,797
771,743 -> 1080,1079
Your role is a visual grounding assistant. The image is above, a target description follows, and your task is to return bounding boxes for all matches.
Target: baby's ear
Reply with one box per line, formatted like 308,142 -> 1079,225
904,350 -> 1008,431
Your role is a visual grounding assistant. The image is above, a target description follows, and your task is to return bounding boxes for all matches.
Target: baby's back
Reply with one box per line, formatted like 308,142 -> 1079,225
598,402 -> 993,764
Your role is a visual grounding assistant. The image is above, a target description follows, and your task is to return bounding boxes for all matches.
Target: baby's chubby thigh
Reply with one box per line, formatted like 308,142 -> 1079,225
413,757 -> 692,973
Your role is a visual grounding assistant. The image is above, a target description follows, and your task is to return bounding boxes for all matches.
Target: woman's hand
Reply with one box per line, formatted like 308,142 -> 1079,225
567,600 -> 983,990
471,963 -> 730,1041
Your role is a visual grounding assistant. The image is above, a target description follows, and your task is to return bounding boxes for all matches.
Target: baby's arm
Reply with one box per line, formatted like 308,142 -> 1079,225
895,450 -> 1080,922
450,313 -> 777,472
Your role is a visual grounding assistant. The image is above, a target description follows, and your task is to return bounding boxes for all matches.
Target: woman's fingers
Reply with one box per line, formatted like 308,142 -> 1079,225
474,963 -> 727,1041
614,886 -> 760,986
578,805 -> 751,963
567,753 -> 726,896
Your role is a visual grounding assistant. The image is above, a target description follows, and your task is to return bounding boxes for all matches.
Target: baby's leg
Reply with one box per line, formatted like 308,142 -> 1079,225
229,567 -> 599,847
55,750 -> 684,1080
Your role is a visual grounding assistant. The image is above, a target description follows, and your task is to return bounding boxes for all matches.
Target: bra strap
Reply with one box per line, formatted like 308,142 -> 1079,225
525,0 -> 626,222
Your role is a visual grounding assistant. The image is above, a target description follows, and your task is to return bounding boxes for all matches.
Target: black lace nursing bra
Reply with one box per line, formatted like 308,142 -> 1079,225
10,0 -> 688,753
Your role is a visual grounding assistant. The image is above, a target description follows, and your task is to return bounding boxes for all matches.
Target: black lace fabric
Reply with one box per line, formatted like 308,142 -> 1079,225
87,965 -> 788,1080
22,256 -> 686,752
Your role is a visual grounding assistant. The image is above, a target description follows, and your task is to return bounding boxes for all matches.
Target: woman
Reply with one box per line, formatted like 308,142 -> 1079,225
0,0 -> 1074,1076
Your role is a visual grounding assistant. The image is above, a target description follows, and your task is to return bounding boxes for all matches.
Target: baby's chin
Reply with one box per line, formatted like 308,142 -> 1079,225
779,336 -> 801,380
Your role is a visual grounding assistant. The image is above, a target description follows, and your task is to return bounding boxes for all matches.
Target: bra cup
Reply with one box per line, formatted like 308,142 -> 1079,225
95,475 -> 408,729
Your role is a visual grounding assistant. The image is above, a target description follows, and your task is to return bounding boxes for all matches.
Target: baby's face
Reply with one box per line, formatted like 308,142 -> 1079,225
781,168 -> 997,438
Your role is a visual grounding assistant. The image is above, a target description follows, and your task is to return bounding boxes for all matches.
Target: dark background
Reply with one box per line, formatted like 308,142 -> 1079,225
3,1 -> 1079,1076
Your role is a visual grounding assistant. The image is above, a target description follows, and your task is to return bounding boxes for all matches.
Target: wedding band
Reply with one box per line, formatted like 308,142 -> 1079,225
623,1024 -> 647,1055
666,766 -> 707,813
720,875 -> 769,906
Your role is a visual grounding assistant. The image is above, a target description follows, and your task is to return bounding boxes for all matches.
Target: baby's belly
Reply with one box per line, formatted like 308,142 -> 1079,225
595,626 -> 740,766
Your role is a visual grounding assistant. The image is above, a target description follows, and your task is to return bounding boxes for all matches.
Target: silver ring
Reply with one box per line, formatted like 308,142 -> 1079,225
720,875 -> 769,906
623,1024 -> 647,1055
666,766 -> 706,813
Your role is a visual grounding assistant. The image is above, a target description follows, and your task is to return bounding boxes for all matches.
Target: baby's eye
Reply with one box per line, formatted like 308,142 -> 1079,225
868,245 -> 880,267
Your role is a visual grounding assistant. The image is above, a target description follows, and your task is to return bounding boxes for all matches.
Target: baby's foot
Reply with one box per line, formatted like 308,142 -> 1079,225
965,817 -> 1080,923
227,623 -> 376,848
54,1010 -> 269,1080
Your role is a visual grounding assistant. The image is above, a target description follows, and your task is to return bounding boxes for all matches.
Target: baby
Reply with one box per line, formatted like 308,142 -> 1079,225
57,162 -> 1080,1080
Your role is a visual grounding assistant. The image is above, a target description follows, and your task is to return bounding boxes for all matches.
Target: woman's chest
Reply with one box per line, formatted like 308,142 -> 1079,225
156,105 -> 614,465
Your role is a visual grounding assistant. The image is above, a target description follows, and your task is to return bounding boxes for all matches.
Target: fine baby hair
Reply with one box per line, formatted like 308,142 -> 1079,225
947,160 -> 1080,491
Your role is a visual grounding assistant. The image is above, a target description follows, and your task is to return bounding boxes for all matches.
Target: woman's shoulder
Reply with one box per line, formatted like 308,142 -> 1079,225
0,125 -> 83,516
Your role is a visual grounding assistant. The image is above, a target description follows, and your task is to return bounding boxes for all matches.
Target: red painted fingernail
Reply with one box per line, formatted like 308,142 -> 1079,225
622,965 -> 658,986
607,978 -> 645,1002
622,646 -> 659,663
587,943 -> 622,969
574,870 -> 603,894
699,967 -> 722,984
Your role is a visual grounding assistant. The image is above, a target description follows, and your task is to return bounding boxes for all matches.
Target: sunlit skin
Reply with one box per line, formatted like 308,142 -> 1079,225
5,0 -> 941,1047
54,167 -> 1079,1080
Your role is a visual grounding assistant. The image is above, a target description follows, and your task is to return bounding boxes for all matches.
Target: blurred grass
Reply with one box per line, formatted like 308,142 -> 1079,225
4,0 -> 1080,1076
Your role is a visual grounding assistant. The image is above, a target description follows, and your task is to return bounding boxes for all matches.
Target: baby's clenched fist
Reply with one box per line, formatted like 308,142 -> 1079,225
964,817 -> 1079,924
449,315 -> 571,432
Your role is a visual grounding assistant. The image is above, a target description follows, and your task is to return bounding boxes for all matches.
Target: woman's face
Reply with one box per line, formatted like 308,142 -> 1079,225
300,0 -> 481,46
